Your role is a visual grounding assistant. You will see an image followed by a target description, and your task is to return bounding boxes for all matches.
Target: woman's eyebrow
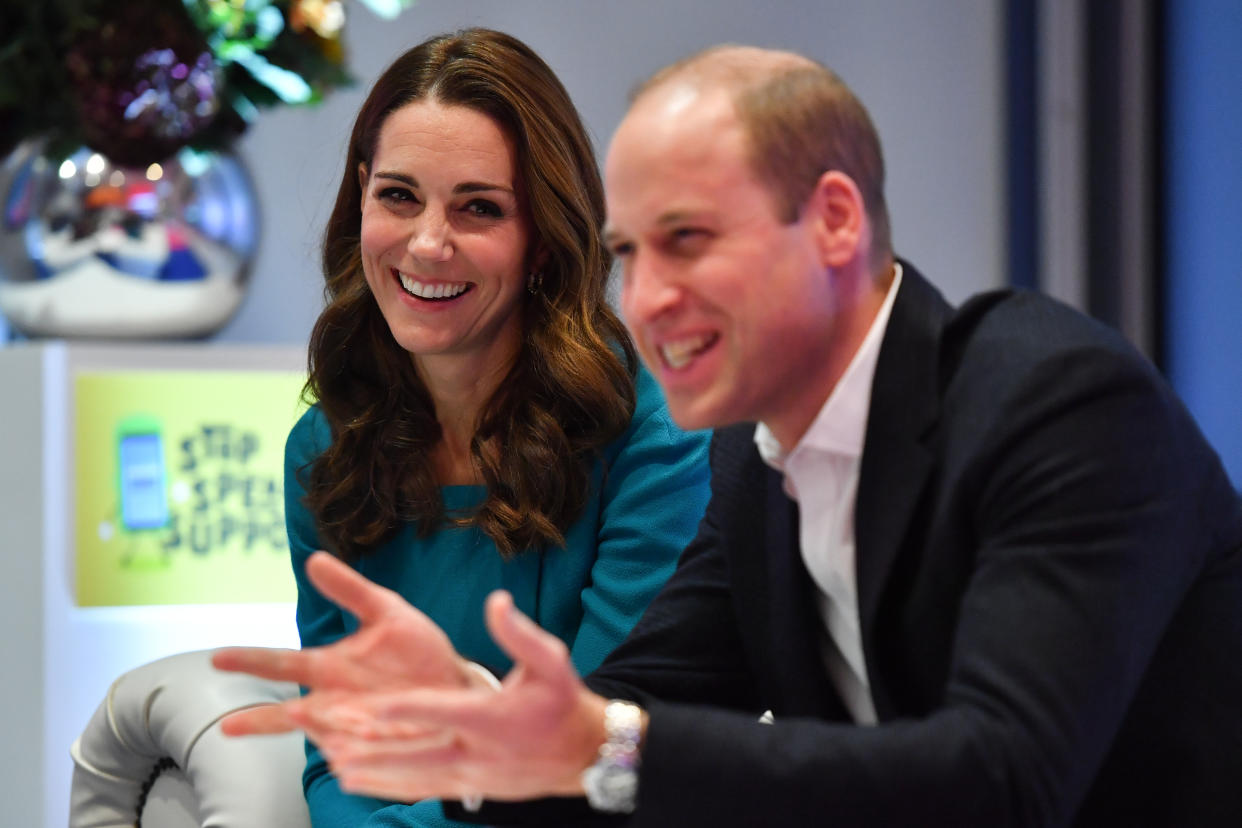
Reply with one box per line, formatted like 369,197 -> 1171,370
454,181 -> 514,196
372,171 -> 513,196
372,170 -> 417,187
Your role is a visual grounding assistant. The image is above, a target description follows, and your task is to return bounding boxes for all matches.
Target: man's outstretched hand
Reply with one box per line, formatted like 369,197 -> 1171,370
211,551 -> 614,805
212,551 -> 483,736
302,590 -> 609,803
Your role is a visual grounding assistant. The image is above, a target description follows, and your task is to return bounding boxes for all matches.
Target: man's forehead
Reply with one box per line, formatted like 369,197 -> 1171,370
642,80 -> 710,120
608,85 -> 738,172
603,89 -> 765,238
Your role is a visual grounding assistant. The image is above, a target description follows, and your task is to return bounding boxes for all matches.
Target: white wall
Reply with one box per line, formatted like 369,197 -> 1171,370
0,344 -> 305,828
217,0 -> 1005,344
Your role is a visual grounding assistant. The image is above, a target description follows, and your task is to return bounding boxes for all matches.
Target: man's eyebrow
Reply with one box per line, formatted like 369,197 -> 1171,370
370,172 -> 514,196
604,210 -> 709,242
654,209 -> 707,227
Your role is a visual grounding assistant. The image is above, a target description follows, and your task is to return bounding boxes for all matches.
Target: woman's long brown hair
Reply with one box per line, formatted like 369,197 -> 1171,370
304,29 -> 636,561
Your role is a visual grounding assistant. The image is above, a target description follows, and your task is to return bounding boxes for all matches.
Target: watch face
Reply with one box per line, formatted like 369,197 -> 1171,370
583,763 -> 638,813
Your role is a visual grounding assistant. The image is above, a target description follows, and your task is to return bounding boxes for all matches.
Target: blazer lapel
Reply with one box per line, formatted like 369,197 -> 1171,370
854,264 -> 950,718
710,426 -> 847,720
762,466 -> 850,721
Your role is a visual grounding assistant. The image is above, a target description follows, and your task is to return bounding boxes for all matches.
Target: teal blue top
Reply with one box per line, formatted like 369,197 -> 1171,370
285,365 -> 711,828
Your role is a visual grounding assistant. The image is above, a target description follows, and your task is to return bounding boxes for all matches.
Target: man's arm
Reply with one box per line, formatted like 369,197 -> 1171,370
567,343 -> 1226,827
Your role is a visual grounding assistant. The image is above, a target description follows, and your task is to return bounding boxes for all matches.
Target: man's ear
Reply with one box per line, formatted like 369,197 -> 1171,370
807,170 -> 869,268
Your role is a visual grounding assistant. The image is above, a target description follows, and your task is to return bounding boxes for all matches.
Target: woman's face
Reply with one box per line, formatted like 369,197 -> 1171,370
359,100 -> 533,373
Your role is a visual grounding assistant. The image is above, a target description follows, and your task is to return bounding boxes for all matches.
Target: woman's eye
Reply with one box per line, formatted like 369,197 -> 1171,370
379,187 -> 416,204
464,199 -> 503,218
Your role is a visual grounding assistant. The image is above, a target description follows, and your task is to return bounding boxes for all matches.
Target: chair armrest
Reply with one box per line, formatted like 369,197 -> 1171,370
69,649 -> 310,828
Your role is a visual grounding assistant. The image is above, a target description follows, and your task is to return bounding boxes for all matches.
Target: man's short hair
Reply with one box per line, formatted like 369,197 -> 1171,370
633,47 -> 892,263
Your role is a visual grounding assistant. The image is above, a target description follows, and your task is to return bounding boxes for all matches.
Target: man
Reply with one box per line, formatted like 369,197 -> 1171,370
217,46 -> 1242,826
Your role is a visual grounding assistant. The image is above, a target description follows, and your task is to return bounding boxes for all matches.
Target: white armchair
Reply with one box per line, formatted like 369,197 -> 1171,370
68,649 -> 311,828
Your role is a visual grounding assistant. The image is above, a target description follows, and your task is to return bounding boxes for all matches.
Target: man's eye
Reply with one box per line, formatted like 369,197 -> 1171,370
609,241 -> 635,258
465,200 -> 503,218
668,228 -> 709,252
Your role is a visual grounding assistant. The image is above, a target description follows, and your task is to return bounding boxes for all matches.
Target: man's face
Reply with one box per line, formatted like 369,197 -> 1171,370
604,88 -> 841,442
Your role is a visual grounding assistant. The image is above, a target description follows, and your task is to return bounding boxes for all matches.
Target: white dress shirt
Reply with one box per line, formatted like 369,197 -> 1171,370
754,264 -> 902,724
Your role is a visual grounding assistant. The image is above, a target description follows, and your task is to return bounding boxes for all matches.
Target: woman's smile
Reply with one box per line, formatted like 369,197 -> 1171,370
393,268 -> 473,301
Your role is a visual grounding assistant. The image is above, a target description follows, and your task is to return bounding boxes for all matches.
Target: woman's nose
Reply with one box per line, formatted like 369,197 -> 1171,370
408,210 -> 452,262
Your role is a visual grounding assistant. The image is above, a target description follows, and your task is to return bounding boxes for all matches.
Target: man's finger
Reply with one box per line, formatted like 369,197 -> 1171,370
304,551 -> 399,624
219,702 -> 301,736
212,646 -> 312,685
485,590 -> 575,684
291,691 -> 444,741
334,741 -> 469,799
333,687 -> 495,735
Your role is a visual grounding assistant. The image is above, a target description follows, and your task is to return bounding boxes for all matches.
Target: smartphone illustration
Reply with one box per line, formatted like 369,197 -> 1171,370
116,416 -> 169,531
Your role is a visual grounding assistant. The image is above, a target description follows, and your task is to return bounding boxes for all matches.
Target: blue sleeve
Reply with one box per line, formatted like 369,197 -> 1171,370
285,407 -> 393,828
568,365 -> 712,675
362,800 -> 471,828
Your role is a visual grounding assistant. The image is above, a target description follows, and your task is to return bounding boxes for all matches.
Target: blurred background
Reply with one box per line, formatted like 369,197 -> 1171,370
0,1 -> 1238,825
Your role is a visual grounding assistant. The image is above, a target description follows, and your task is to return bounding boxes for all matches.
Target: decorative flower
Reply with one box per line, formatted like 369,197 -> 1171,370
0,0 -> 413,165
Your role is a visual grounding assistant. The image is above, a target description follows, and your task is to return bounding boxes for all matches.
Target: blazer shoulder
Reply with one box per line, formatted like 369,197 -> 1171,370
939,289 -> 1163,402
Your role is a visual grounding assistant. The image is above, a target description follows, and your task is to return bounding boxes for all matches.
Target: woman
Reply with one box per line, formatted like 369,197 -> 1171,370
285,28 -> 710,828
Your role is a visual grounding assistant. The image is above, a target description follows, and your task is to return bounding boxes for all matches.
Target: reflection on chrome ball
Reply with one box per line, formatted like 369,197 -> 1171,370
0,141 -> 257,339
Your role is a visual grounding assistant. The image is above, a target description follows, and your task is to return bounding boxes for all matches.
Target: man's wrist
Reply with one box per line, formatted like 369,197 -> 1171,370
580,699 -> 646,813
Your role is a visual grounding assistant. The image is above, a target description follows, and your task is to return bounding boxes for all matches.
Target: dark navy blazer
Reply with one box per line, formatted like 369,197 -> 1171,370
454,264 -> 1242,827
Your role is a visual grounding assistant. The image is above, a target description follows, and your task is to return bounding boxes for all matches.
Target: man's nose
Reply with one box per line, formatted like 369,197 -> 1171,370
620,253 -> 681,325
408,211 -> 452,262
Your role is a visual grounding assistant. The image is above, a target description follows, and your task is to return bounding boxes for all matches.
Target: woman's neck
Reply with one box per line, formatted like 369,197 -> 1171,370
414,350 -> 515,486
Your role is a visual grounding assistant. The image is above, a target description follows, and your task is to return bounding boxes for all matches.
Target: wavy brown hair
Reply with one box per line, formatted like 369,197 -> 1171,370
305,29 -> 636,561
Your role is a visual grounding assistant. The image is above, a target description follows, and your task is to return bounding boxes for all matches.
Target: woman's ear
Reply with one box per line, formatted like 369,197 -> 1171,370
528,245 -> 550,276
807,170 -> 869,268
357,162 -> 369,210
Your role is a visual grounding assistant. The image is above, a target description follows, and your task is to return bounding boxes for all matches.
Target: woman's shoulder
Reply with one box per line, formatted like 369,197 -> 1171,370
286,401 -> 331,463
603,361 -> 708,462
630,361 -> 667,422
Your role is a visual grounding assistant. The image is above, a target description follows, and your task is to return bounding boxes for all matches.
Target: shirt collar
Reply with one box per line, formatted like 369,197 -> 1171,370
755,263 -> 903,469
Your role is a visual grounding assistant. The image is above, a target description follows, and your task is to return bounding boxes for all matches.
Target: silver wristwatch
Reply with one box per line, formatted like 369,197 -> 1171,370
581,699 -> 643,813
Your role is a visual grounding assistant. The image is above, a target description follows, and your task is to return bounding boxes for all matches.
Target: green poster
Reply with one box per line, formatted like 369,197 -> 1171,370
75,370 -> 309,606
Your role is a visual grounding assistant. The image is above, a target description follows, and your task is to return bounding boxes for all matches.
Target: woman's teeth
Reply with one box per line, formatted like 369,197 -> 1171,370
397,271 -> 469,300
660,332 -> 716,369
